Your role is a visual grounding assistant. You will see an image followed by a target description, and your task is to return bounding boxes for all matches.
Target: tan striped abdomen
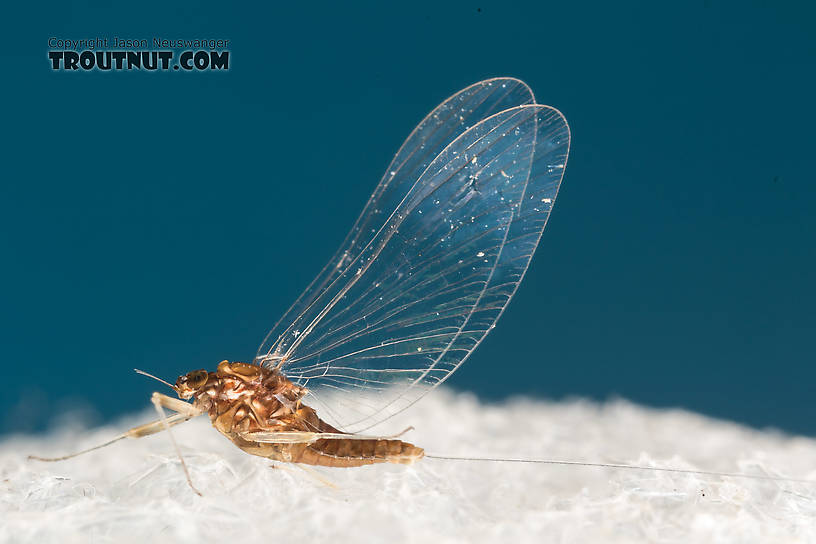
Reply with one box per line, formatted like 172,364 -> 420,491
299,437 -> 424,467
238,437 -> 424,467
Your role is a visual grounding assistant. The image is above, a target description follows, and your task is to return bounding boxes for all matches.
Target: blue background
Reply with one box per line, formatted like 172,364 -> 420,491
1,2 -> 814,434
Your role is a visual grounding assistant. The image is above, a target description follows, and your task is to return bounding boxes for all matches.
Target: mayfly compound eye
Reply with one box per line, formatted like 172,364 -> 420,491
188,371 -> 207,387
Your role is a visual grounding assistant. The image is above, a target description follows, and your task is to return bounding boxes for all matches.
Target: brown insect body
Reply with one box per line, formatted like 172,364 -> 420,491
29,80 -> 572,490
177,361 -> 424,467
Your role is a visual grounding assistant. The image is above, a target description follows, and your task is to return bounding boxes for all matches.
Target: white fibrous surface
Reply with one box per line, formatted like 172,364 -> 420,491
2,389 -> 816,543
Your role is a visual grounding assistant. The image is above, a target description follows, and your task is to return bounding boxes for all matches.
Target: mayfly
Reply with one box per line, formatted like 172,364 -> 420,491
29,78 -> 808,493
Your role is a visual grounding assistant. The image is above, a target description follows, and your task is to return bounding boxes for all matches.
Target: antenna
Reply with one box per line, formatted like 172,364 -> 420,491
134,368 -> 177,391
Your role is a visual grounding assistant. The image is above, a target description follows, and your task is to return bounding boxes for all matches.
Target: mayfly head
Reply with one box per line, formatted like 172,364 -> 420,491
175,369 -> 209,399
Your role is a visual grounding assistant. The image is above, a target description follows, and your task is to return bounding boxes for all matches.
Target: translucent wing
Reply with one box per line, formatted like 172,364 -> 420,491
256,81 -> 570,433
257,78 -> 535,360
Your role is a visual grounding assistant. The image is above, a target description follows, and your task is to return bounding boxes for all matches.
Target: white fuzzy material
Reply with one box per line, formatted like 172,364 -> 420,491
2,390 -> 815,543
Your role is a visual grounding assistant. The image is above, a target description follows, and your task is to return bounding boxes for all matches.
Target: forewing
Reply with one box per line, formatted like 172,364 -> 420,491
257,90 -> 570,434
256,78 -> 534,362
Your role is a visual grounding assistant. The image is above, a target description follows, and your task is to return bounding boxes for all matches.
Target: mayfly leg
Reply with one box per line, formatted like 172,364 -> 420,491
27,412 -> 191,462
28,397 -> 201,463
30,392 -> 205,495
385,426 -> 414,439
149,392 -> 204,496
269,462 -> 339,489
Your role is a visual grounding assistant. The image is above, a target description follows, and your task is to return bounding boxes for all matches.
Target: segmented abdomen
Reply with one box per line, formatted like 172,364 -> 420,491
238,438 -> 424,467
301,437 -> 425,467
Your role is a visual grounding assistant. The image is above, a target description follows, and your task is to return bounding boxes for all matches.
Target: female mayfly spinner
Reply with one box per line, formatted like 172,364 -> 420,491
32,78 -> 570,493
